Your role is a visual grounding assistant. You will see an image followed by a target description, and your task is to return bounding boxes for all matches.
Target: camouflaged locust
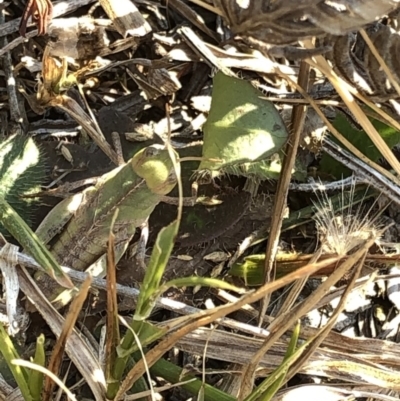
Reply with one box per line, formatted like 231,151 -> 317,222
35,144 -> 177,307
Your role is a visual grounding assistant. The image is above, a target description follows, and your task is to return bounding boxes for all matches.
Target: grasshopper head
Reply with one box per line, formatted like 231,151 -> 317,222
131,144 -> 178,195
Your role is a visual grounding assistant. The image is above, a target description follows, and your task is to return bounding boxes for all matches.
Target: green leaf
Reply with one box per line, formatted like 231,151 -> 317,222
199,72 -> 288,177
321,112 -> 400,178
135,219 -> 179,321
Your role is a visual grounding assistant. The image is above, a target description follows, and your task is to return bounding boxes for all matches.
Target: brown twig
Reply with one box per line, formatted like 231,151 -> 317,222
258,60 -> 311,324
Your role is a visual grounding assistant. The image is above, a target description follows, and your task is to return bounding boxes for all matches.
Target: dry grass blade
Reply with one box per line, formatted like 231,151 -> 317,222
177,326 -> 400,390
0,8 -> 27,132
238,237 -> 376,399
259,60 -> 311,326
285,247 -> 368,384
105,215 -> 120,381
43,274 -> 92,401
176,326 -> 396,368
249,59 -> 311,395
187,0 -> 222,16
178,26 -> 235,77
0,242 -> 20,337
322,137 -> 400,206
306,359 -> 400,390
168,0 -> 220,41
49,95 -> 119,165
17,267 -> 106,400
276,249 -> 322,316
274,66 -> 400,192
303,40 -> 400,176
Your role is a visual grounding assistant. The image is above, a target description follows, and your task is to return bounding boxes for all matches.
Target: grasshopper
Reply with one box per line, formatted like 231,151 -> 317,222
34,144 -> 178,308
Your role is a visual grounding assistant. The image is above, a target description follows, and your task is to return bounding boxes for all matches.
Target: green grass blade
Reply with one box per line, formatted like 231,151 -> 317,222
244,322 -> 302,401
28,334 -> 45,401
151,358 -> 235,401
116,321 -> 166,358
158,277 -> 245,295
0,323 -> 31,401
134,219 -> 179,321
0,197 -> 73,289
321,112 -> 400,178
108,220 -> 179,399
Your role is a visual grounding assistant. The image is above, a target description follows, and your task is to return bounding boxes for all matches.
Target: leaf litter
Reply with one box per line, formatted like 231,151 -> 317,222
2,1 -> 400,400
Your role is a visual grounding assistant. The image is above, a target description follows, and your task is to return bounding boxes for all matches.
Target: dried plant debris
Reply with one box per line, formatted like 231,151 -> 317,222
324,23 -> 400,100
46,18 -> 110,60
3,0 -> 400,400
214,0 -> 400,45
230,181 -> 388,284
19,0 -> 53,36
99,0 -> 151,38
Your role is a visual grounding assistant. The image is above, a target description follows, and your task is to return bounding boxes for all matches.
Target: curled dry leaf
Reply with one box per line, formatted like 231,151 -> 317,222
19,0 -> 53,36
0,241 -> 20,336
324,23 -> 400,100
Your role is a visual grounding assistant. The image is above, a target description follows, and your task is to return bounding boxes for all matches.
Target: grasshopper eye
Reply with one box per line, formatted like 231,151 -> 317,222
143,145 -> 162,158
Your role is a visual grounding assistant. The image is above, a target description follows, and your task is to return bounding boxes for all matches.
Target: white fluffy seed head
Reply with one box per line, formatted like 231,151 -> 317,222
312,179 -> 383,256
